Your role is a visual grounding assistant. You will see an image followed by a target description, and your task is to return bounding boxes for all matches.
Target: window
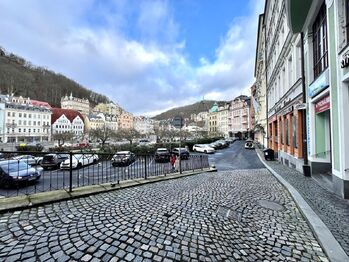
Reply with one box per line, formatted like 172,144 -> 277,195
12,112 -> 15,117
19,113 -> 22,117
286,117 -> 289,146
292,114 -> 298,149
313,3 -> 328,78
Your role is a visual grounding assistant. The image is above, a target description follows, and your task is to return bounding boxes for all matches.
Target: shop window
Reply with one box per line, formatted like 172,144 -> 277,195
286,118 -> 289,146
292,114 -> 298,149
280,118 -> 284,144
313,3 -> 328,79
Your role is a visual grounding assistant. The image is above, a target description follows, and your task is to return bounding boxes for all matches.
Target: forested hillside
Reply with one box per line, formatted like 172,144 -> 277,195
153,100 -> 227,120
0,47 -> 110,107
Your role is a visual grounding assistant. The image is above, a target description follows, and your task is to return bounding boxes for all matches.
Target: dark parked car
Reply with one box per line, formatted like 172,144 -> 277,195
171,148 -> 190,160
40,154 -> 69,170
112,151 -> 136,167
0,160 -> 41,188
155,148 -> 170,163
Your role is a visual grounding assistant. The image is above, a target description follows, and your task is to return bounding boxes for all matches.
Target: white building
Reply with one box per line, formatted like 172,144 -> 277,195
217,103 -> 230,137
2,97 -> 52,143
87,112 -> 118,132
51,108 -> 85,138
134,116 -> 155,135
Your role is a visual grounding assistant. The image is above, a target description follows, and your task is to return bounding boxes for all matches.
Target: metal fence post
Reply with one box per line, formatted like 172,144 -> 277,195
200,155 -> 203,170
69,152 -> 73,192
144,155 -> 147,179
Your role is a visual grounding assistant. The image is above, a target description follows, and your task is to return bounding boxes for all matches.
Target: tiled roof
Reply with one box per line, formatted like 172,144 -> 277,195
51,108 -> 84,124
31,100 -> 52,108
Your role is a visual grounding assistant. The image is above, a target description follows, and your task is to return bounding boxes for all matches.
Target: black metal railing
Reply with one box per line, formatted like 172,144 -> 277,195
0,151 -> 210,198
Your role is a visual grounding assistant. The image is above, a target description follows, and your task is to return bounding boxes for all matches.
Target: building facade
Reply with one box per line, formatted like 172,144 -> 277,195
61,93 -> 90,116
208,103 -> 219,136
217,102 -> 230,137
134,116 -> 155,135
264,0 -> 306,173
286,0 -> 349,198
229,95 -> 250,138
51,108 -> 85,138
2,96 -> 52,143
118,111 -> 134,130
254,14 -> 268,147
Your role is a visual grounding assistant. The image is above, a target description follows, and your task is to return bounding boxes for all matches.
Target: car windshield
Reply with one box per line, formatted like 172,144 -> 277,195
0,162 -> 30,173
157,149 -> 168,153
115,153 -> 129,157
43,155 -> 54,161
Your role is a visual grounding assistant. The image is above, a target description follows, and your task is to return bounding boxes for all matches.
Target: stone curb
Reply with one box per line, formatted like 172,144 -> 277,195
256,150 -> 348,262
0,168 -> 213,214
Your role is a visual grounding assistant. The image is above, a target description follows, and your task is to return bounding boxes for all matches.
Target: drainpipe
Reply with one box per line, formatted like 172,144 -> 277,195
300,32 -> 311,176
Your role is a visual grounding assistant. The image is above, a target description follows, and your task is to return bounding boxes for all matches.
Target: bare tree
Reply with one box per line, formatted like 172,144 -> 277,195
52,132 -> 75,147
117,128 -> 141,145
89,125 -> 116,146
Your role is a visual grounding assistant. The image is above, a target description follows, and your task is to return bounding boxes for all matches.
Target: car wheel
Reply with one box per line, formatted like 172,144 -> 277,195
204,150 -> 207,154
77,163 -> 83,169
112,163 -> 117,167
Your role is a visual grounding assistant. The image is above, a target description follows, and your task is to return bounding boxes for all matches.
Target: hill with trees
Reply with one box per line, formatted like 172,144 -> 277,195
0,46 -> 111,107
153,100 -> 228,120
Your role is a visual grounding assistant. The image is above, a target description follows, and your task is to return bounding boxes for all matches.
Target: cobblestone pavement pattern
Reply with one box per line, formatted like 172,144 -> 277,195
0,169 -> 328,261
260,154 -> 349,256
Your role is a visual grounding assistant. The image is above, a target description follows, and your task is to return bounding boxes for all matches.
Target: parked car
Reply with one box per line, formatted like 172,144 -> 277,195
171,148 -> 190,160
155,148 -> 170,162
111,151 -> 136,167
192,144 -> 215,154
41,154 -> 69,170
244,139 -> 255,149
210,141 -> 225,150
12,155 -> 39,166
60,154 -> 99,169
0,160 -> 41,188
217,140 -> 230,148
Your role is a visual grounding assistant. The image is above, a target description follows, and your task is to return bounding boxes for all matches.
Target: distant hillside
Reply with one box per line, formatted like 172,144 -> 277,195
0,46 -> 111,107
153,100 -> 227,120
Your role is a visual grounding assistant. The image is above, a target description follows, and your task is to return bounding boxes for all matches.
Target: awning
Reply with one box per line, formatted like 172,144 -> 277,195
285,0 -> 313,33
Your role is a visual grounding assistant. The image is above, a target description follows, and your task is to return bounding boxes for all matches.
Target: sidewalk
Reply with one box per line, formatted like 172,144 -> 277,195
256,149 -> 349,256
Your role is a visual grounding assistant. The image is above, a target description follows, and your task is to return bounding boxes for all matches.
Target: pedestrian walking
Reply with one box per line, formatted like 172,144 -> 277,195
170,154 -> 177,172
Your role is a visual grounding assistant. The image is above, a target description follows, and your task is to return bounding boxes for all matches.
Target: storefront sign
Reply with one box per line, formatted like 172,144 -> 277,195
315,95 -> 330,114
341,54 -> 349,68
308,69 -> 329,98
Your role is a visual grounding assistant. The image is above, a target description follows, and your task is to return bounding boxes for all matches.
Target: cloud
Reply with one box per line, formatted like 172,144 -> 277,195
0,0 -> 264,116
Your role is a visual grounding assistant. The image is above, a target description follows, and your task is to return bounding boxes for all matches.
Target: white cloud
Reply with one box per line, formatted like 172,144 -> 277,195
0,0 -> 264,116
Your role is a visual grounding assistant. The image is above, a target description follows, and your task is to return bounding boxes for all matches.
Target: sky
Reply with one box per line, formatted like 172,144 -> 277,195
0,0 -> 264,116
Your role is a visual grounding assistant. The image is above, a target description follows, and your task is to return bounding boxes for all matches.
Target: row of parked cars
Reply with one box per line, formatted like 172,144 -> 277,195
192,139 -> 231,154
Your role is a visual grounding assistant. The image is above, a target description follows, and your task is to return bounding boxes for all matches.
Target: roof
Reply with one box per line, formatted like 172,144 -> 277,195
31,100 -> 52,108
51,108 -> 84,124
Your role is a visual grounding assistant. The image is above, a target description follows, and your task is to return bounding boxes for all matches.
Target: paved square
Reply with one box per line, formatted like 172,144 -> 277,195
0,169 -> 328,261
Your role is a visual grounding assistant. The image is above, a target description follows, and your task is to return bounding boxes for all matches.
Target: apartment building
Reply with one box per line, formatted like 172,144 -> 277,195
1,96 -> 52,143
61,93 -> 90,116
254,14 -> 268,147
51,108 -> 85,138
264,0 -> 305,173
229,95 -> 250,138
118,111 -> 134,130
134,116 -> 155,135
285,0 -> 349,198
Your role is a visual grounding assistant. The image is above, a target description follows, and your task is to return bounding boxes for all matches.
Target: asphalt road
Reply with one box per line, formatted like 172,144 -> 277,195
0,140 -> 262,197
208,140 -> 265,170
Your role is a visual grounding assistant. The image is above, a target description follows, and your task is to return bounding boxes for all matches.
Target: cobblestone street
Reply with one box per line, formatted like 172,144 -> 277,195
261,156 -> 349,256
0,169 -> 328,261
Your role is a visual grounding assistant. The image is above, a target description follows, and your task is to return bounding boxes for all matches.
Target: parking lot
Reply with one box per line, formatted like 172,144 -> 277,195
0,154 -> 208,198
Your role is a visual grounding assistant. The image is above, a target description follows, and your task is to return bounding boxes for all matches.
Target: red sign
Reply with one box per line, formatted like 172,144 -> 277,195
315,95 -> 330,114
